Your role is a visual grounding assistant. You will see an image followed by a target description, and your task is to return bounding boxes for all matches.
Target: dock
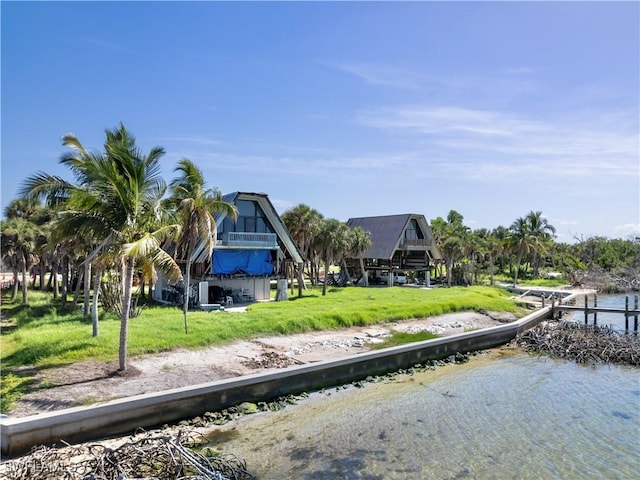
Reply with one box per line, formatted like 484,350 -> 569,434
551,293 -> 639,333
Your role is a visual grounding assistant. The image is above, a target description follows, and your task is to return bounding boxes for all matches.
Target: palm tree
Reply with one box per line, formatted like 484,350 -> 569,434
525,211 -> 556,278
4,198 -> 48,296
435,210 -> 470,287
317,218 -> 351,296
348,226 -> 372,286
169,158 -> 237,334
467,229 -> 488,285
0,218 -> 39,304
508,217 -> 534,287
507,212 -> 556,287
21,123 -> 182,371
282,204 -> 323,290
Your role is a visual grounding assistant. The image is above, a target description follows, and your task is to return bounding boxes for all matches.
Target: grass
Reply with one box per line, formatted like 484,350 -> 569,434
1,285 -> 527,412
517,278 -> 568,288
489,273 -> 569,288
370,330 -> 439,349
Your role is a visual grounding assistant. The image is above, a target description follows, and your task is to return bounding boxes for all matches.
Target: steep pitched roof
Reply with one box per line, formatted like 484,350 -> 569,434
347,213 -> 442,261
192,191 -> 303,264
347,214 -> 413,260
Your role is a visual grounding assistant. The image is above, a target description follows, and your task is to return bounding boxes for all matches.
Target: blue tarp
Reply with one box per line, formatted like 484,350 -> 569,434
212,250 -> 273,275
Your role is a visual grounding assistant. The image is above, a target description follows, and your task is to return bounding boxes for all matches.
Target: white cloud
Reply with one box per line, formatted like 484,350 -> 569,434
355,104 -> 639,180
357,106 -> 545,137
332,62 -> 539,100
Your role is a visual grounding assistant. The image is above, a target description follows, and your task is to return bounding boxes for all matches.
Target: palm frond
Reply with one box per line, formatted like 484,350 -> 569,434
19,172 -> 72,206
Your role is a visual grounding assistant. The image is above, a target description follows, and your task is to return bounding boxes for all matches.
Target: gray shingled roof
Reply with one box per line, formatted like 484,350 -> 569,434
347,214 -> 413,260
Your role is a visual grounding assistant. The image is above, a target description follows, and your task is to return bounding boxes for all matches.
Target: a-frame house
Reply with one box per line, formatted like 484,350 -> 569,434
346,213 -> 442,286
154,192 -> 303,307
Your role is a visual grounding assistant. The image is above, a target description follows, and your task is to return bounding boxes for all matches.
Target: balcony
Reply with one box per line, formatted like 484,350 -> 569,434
398,238 -> 432,249
219,232 -> 278,249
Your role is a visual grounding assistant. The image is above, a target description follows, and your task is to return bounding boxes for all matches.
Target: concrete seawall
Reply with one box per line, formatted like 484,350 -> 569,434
1,300 -> 569,458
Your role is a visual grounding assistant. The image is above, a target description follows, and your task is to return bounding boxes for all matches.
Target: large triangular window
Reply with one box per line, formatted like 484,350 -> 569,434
404,219 -> 424,240
220,200 -> 274,236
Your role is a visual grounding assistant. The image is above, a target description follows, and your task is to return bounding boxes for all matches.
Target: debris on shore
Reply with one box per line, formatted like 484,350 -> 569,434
514,320 -> 640,366
0,429 -> 255,480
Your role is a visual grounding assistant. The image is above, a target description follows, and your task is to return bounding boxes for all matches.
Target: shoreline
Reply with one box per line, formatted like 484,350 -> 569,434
8,310 -> 518,418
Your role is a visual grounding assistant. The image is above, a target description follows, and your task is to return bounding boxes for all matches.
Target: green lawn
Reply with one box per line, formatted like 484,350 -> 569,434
1,285 -> 527,412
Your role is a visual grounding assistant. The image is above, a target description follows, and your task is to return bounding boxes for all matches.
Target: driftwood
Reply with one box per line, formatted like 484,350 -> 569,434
0,429 -> 255,480
515,320 -> 640,366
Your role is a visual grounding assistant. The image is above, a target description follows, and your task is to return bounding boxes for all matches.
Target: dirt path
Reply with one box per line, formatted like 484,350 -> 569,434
8,311 -> 516,418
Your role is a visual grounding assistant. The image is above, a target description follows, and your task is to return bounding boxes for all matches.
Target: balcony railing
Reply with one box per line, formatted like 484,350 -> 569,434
219,232 -> 278,248
399,238 -> 432,249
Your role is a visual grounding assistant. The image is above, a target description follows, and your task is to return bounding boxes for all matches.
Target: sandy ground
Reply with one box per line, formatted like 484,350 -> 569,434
7,310 -> 519,418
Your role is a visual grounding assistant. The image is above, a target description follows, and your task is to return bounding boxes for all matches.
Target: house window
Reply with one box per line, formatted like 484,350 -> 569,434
405,219 -> 424,240
220,200 -> 274,236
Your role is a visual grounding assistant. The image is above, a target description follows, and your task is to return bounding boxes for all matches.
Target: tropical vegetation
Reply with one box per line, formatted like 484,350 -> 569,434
2,123 -> 639,374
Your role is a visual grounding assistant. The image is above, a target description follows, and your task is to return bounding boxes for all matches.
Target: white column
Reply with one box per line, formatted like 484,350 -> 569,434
199,281 -> 209,305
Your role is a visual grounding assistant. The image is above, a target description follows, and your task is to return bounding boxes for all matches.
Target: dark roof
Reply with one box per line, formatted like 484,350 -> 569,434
347,214 -> 413,260
347,213 -> 442,260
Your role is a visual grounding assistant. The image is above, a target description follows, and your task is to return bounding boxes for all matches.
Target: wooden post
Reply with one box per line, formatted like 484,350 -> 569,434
634,295 -> 639,334
584,295 -> 589,325
625,296 -> 629,333
593,293 -> 597,326
551,295 -> 556,319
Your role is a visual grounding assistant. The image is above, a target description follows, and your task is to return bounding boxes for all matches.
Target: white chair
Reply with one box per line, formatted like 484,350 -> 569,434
241,288 -> 253,302
226,296 -> 233,306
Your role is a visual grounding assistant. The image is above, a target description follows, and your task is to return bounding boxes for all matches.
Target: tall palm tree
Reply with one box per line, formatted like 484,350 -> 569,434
0,218 -> 39,304
317,218 -> 351,296
4,198 -> 49,295
435,210 -> 470,287
508,216 -> 534,287
169,158 -> 237,334
282,204 -> 323,289
525,211 -> 556,278
348,226 -> 372,286
21,123 -> 182,371
467,229 -> 488,285
485,226 -> 508,285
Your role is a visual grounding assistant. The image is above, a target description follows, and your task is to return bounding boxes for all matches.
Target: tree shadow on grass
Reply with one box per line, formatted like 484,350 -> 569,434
1,341 -> 97,371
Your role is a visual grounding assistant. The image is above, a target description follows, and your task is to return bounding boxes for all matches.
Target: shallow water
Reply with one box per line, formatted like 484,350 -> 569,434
213,353 -> 639,479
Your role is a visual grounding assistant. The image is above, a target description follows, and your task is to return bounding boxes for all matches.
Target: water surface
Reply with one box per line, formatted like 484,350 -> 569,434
566,293 -> 639,333
213,353 -> 639,479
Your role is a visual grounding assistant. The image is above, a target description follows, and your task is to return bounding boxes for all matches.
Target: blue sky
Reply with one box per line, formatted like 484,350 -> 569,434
2,1 -> 639,242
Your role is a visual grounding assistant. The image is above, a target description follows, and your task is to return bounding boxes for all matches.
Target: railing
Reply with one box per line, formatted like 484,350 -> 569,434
219,232 -> 277,248
551,294 -> 640,334
399,238 -> 432,248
